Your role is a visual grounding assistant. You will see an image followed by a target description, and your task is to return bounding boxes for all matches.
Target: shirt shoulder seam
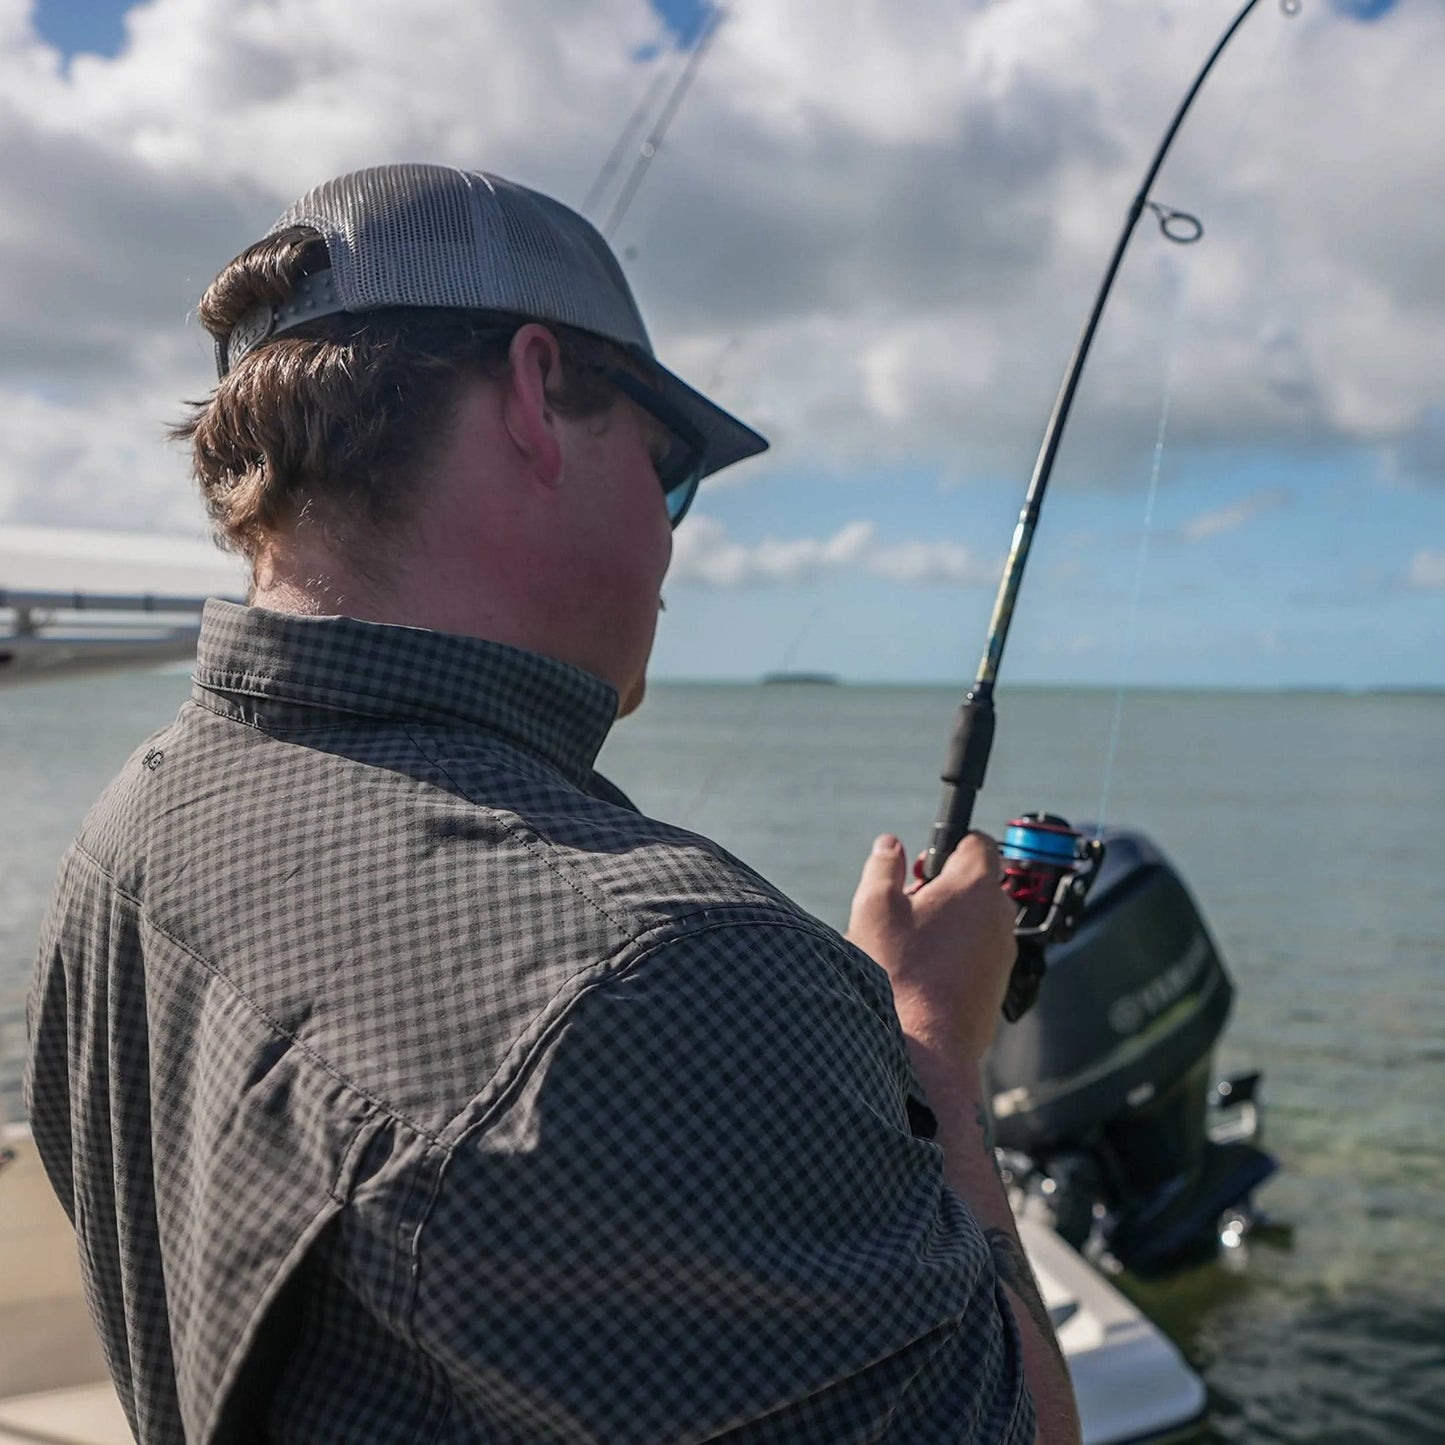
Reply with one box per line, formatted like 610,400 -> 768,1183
435,902 -> 870,1151
404,723 -> 640,943
402,904 -> 870,1355
68,838 -> 449,1147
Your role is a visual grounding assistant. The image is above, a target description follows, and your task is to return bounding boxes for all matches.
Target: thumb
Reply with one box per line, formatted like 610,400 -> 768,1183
850,833 -> 907,912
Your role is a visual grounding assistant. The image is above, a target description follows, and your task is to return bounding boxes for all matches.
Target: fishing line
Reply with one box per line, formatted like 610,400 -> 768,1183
1092,2 -> 1300,834
1093,321 -> 1179,835
1218,0 -> 1298,168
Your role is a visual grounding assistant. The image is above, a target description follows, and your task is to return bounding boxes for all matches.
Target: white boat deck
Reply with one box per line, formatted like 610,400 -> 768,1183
1018,1210 -> 1207,1444
0,1128 -> 130,1443
0,1384 -> 131,1445
1,1122 -> 1205,1444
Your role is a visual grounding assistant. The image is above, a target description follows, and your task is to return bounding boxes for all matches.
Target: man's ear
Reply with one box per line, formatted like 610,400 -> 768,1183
501,323 -> 565,489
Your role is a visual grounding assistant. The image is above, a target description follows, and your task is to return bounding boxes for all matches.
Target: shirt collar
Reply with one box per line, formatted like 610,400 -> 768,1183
192,600 -> 619,787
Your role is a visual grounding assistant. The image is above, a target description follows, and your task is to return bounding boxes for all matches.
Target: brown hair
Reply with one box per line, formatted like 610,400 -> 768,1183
173,225 -> 624,562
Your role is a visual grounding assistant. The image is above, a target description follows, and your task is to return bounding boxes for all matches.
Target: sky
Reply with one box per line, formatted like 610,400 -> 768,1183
1,0 -> 1441,687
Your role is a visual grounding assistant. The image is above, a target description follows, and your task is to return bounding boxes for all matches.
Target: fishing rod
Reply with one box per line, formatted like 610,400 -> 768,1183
583,66 -> 674,220
599,2 -> 729,242
921,0 -> 1301,1021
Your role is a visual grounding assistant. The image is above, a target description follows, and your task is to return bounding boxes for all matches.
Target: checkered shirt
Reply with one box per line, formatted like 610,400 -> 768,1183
25,600 -> 1034,1444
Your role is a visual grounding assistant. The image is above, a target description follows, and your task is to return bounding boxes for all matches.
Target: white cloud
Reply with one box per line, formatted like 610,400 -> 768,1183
0,0 -> 1441,537
1174,485 -> 1290,543
1406,548 -> 1445,591
0,381 -> 200,531
0,522 -> 243,593
669,514 -> 997,587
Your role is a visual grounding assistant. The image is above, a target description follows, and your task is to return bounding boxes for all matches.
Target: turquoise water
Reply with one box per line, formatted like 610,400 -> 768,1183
3,672 -> 1443,1440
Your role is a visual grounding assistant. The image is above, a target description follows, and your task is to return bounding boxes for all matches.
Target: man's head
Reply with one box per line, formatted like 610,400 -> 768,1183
175,164 -> 766,707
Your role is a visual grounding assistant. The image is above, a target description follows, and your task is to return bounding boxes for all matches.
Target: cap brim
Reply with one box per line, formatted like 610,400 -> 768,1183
626,344 -> 769,483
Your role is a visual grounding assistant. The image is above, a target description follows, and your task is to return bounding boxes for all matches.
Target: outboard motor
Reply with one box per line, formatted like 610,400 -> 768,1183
986,827 -> 1276,1276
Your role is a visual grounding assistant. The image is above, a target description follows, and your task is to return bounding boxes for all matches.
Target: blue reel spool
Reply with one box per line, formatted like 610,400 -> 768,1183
1001,813 -> 1087,924
996,813 -> 1104,1021
1001,814 -> 1085,869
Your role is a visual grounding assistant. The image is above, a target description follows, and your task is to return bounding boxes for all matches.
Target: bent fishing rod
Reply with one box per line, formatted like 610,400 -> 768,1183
921,0 -> 1301,1021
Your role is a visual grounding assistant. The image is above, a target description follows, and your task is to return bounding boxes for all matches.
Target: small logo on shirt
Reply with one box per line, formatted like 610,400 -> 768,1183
142,748 -> 165,773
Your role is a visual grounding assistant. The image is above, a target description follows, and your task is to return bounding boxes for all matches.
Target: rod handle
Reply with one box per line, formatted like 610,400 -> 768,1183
921,687 -> 995,881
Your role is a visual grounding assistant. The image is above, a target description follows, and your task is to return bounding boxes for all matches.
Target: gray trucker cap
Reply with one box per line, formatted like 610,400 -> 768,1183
216,163 -> 768,483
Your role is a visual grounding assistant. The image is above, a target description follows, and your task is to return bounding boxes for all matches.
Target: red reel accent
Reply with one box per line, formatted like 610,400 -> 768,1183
1003,860 -> 1066,910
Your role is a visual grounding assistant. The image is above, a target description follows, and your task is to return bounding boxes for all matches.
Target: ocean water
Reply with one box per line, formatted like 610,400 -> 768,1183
3,671 -> 1442,1441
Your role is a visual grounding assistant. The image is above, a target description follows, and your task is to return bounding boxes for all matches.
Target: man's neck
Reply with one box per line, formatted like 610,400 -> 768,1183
248,576 -> 346,616
249,539 -> 637,704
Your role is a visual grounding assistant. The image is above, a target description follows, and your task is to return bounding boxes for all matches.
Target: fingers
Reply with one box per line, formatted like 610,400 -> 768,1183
932,832 -> 1016,944
905,833 -> 1002,897
937,830 -> 1003,888
861,828 -> 1019,1062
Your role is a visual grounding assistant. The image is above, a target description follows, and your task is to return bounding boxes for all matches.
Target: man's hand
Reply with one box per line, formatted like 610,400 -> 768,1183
848,832 -> 1084,1444
845,832 -> 1018,1063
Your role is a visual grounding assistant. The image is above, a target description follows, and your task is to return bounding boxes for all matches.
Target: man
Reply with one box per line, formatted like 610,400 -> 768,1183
26,164 -> 1079,1443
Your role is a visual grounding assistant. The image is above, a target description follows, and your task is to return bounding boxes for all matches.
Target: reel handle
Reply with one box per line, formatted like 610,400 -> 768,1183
997,813 -> 1106,1022
1002,940 -> 1048,1024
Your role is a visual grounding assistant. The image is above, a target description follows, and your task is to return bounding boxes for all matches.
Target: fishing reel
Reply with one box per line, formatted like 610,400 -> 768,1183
998,814 -> 1105,1021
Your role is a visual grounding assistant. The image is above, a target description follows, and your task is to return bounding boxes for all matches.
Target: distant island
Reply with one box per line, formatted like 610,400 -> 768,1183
760,671 -> 840,686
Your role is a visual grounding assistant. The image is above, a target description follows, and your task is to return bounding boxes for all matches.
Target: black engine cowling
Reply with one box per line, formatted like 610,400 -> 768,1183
985,827 -> 1276,1275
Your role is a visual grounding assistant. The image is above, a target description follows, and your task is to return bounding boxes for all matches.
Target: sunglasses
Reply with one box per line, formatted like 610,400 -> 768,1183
608,369 -> 706,527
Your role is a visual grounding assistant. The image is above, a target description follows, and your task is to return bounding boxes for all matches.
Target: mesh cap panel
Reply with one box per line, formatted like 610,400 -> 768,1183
274,165 -> 652,354
258,163 -> 766,482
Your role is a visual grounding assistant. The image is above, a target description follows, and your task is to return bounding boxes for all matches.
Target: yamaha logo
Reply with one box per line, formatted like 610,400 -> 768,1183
1107,933 -> 1210,1035
1108,995 -> 1145,1035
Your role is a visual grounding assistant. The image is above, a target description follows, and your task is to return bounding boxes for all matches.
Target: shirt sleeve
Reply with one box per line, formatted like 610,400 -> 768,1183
411,913 -> 1035,1445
